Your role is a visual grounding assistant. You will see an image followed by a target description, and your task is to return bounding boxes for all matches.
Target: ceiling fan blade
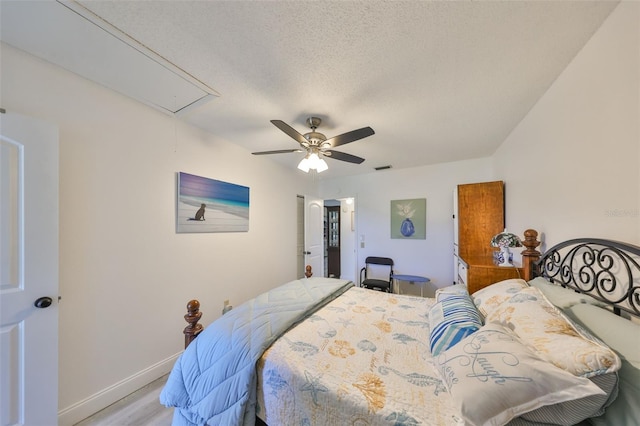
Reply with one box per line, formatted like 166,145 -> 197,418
324,127 -> 374,148
252,149 -> 303,155
271,120 -> 308,145
325,150 -> 365,164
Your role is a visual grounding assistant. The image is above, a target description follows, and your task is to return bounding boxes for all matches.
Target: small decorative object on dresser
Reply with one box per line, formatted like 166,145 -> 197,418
491,228 -> 523,266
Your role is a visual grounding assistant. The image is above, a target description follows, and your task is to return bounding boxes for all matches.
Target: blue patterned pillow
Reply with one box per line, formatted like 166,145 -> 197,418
429,293 -> 482,356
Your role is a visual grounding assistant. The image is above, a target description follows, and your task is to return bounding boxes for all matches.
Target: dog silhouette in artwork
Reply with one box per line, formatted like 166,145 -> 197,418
189,204 -> 206,221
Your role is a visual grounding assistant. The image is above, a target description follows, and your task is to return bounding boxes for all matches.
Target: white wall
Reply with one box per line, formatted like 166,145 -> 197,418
320,158 -> 495,294
323,1 -> 640,291
494,1 -> 640,250
1,0 -> 638,422
338,198 -> 356,282
1,43 -> 315,424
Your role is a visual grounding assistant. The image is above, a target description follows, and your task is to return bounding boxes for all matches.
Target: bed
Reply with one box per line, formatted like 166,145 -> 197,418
160,230 -> 640,426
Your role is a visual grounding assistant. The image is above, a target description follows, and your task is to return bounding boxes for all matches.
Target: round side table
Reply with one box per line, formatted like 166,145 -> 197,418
391,274 -> 430,297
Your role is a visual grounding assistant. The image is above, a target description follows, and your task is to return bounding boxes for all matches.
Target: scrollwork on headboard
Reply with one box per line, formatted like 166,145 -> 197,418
536,238 -> 640,317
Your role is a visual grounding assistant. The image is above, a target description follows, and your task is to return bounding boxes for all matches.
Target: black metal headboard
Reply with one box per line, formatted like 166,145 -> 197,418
535,238 -> 640,318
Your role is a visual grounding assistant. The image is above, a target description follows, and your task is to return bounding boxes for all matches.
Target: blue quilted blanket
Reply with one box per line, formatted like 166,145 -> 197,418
159,277 -> 353,426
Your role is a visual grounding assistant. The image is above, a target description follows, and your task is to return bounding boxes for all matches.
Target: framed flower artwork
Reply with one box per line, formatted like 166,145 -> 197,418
390,198 -> 426,239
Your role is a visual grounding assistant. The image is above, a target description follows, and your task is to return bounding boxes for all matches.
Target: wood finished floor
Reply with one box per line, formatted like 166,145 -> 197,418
74,375 -> 173,425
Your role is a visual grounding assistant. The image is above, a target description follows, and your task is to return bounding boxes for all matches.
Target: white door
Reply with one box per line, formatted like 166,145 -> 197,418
304,196 -> 324,278
0,111 -> 59,426
296,195 -> 305,278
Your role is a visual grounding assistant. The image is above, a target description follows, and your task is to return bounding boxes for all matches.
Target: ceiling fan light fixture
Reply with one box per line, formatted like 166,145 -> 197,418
307,152 -> 321,168
308,153 -> 329,173
297,156 -> 311,172
297,152 -> 328,173
316,158 -> 329,173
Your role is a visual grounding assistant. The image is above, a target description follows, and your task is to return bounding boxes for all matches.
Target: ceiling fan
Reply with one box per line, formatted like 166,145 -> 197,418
252,117 -> 375,172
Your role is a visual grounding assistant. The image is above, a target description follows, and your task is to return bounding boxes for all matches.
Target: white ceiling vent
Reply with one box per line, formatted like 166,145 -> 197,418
0,1 -> 219,115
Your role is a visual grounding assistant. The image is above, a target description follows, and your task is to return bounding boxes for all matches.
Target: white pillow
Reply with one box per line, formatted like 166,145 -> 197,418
434,323 -> 605,426
486,287 -> 621,378
528,277 -> 607,309
471,278 -> 528,317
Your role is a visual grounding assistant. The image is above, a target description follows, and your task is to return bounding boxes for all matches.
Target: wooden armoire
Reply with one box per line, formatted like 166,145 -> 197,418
453,181 -> 523,294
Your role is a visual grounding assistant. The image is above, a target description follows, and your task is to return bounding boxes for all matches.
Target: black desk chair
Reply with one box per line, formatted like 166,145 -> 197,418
360,257 -> 394,293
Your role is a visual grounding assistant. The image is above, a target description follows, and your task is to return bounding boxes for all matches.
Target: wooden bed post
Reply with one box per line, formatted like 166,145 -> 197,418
521,229 -> 541,281
305,265 -> 313,278
184,299 -> 203,349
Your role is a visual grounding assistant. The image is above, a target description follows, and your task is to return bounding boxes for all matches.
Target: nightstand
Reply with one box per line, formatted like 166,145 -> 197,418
460,255 -> 524,294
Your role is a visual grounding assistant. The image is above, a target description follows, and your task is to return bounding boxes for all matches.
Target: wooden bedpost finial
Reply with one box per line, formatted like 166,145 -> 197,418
521,229 -> 541,281
184,299 -> 203,349
522,229 -> 541,254
305,265 -> 313,278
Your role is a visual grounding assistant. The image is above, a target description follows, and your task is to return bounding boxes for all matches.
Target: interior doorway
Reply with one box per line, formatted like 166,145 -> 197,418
324,200 -> 341,277
297,195 -> 356,281
296,195 -> 305,278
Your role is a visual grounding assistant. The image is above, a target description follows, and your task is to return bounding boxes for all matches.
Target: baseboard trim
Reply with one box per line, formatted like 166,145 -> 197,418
58,352 -> 181,426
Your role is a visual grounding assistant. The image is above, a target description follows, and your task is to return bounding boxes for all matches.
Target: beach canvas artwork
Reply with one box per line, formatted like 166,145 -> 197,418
177,172 -> 250,233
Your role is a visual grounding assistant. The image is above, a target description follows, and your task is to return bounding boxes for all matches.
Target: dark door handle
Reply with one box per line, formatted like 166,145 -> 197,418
34,297 -> 53,308
303,251 -> 311,255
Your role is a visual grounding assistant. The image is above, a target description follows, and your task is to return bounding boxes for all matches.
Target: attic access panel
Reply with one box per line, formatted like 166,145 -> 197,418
0,1 -> 219,114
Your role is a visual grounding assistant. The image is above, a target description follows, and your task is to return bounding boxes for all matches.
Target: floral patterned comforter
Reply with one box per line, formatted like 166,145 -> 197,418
256,287 -> 463,425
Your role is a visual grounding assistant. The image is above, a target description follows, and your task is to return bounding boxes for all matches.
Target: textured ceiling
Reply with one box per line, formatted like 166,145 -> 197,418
10,1 -> 622,178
